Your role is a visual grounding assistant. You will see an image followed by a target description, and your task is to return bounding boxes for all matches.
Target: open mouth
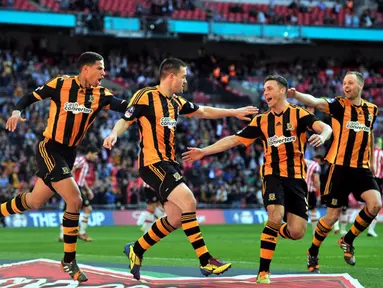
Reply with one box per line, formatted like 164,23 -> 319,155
266,97 -> 272,103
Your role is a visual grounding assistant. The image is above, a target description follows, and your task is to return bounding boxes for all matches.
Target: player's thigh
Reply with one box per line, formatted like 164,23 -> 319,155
283,177 -> 309,222
25,178 -> 55,209
321,164 -> 350,208
163,201 -> 182,228
167,182 -> 196,212
263,175 -> 285,223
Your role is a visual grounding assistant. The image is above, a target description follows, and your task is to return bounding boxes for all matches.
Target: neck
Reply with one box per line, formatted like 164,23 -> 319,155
159,83 -> 173,99
78,74 -> 91,88
272,100 -> 288,114
349,96 -> 362,106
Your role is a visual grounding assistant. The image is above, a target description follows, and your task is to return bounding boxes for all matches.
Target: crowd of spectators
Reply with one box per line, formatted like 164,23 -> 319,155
0,43 -> 382,210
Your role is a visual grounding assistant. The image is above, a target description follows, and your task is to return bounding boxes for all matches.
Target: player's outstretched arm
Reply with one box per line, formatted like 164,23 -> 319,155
103,119 -> 131,150
308,121 -> 332,148
288,88 -> 328,112
193,105 -> 258,121
182,135 -> 242,163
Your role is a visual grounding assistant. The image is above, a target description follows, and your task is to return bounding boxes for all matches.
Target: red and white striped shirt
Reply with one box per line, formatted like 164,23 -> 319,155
305,159 -> 321,193
73,156 -> 89,187
374,148 -> 383,179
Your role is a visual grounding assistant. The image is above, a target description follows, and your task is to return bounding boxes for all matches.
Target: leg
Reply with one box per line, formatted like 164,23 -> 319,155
167,183 -> 231,276
137,203 -> 156,234
126,200 -> 178,280
367,218 -> 378,237
52,178 -> 87,282
340,205 -> 348,236
339,171 -> 382,266
308,192 -> 318,235
343,189 -> 381,245
258,204 -> 284,280
257,175 -> 288,284
0,178 -> 54,218
79,205 -> 93,241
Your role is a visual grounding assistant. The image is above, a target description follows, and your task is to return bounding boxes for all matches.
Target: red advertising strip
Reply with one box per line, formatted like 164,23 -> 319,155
0,259 -> 362,288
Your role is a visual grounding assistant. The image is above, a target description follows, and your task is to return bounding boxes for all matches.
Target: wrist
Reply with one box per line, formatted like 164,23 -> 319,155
12,110 -> 21,117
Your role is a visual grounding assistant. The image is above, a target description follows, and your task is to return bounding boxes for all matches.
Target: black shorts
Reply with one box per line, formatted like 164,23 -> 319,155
322,164 -> 381,208
263,175 -> 309,221
35,138 -> 76,187
139,161 -> 185,204
144,187 -> 159,204
308,191 -> 317,210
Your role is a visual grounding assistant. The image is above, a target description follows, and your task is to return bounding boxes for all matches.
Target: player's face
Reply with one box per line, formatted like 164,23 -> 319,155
172,66 -> 187,94
263,80 -> 286,108
84,60 -> 105,87
88,152 -> 98,161
343,74 -> 362,100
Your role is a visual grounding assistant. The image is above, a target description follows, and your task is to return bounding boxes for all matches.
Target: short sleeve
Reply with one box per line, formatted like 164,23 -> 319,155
32,76 -> 62,100
298,108 -> 320,133
235,116 -> 262,146
174,96 -> 199,116
323,97 -> 344,118
121,88 -> 149,121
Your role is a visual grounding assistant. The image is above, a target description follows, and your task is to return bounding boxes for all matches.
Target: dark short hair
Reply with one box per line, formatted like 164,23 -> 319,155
264,75 -> 289,90
313,155 -> 324,162
78,52 -> 103,69
159,57 -> 187,80
85,144 -> 99,154
346,71 -> 364,85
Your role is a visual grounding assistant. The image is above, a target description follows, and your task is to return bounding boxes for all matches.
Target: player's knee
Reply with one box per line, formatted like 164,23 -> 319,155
367,202 -> 382,216
288,226 -> 306,240
66,196 -> 83,212
28,199 -> 46,210
167,215 -> 182,229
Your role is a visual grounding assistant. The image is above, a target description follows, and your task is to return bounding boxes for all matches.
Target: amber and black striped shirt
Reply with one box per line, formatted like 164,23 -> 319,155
29,76 -> 127,147
235,103 -> 319,179
323,97 -> 378,169
122,86 -> 199,167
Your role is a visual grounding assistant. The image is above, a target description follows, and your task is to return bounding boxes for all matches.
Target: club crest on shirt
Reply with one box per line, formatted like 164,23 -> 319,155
286,123 -> 295,131
368,114 -> 373,122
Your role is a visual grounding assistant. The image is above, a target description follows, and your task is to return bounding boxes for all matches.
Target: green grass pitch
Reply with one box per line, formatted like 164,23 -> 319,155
0,224 -> 381,287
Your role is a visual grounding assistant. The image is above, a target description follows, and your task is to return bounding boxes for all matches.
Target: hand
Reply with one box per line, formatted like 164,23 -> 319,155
308,134 -> 324,147
103,133 -> 117,150
182,147 -> 206,162
5,111 -> 26,132
87,190 -> 94,200
233,106 -> 259,121
287,88 -> 296,98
